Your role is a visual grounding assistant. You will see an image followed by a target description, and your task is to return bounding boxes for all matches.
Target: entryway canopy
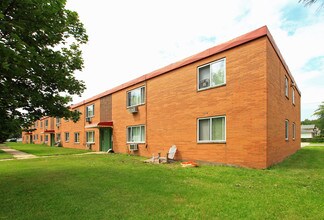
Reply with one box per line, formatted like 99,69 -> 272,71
85,121 -> 113,129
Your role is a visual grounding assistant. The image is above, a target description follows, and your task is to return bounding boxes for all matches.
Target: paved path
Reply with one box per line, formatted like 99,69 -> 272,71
0,146 -> 38,160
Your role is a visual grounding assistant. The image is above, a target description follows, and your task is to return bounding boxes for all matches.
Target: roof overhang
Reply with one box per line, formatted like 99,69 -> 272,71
44,129 -> 55,133
85,121 -> 113,129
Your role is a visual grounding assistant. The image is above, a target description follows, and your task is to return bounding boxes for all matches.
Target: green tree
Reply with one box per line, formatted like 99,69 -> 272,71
313,102 -> 324,134
0,0 -> 88,142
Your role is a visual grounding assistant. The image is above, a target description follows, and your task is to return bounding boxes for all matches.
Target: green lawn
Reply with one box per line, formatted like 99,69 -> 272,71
6,142 -> 90,156
0,149 -> 14,159
0,145 -> 323,219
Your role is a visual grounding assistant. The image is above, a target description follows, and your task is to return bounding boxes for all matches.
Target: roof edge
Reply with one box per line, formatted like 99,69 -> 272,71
72,25 -> 282,108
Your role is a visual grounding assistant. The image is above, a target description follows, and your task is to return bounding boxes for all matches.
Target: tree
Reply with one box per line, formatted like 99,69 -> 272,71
0,0 -> 88,142
313,102 -> 324,134
299,0 -> 324,9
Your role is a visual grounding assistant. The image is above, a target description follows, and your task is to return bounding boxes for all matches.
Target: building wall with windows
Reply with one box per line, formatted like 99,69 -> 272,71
21,26 -> 301,168
266,39 -> 301,167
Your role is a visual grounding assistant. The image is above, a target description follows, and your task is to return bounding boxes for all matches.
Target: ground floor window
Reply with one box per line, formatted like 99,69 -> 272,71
65,132 -> 70,142
45,135 -> 48,142
74,132 -> 80,143
292,122 -> 296,140
198,116 -> 226,142
40,135 -> 43,142
56,133 -> 61,142
86,131 -> 95,143
285,120 -> 289,140
127,125 -> 145,143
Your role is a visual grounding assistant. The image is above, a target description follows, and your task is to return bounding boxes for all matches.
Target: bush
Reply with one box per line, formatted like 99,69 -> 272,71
301,137 -> 324,143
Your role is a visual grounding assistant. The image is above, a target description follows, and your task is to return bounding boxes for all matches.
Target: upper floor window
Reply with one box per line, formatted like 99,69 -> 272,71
285,120 -> 289,141
127,125 -> 145,143
198,116 -> 226,143
285,76 -> 289,97
86,131 -> 95,143
198,58 -> 226,90
40,121 -> 43,128
56,117 -> 61,126
35,121 -> 38,128
127,87 -> 145,107
292,88 -> 295,105
45,119 -> 48,128
86,105 -> 94,118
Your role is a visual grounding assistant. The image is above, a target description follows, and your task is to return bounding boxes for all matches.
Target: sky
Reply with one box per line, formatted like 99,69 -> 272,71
66,0 -> 324,120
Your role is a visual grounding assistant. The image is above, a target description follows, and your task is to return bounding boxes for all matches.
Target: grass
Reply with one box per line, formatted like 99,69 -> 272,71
5,142 -> 90,156
0,145 -> 323,219
0,149 -> 14,159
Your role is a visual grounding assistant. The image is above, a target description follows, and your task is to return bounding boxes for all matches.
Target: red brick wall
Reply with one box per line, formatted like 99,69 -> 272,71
266,39 -> 301,167
111,37 -> 269,168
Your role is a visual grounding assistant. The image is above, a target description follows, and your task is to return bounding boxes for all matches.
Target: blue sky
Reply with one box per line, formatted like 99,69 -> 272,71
67,0 -> 324,120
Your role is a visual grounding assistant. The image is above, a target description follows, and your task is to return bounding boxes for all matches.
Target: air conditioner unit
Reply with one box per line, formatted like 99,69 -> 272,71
86,143 -> 93,149
129,143 -> 138,151
128,106 -> 138,114
199,79 -> 210,88
86,117 -> 92,122
56,123 -> 60,127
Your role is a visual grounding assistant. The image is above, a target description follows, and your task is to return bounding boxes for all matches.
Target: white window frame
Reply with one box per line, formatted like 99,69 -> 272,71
74,132 -> 80,143
86,131 -> 95,143
86,104 -> 95,118
56,133 -> 61,142
65,132 -> 70,142
56,117 -> 61,125
197,116 -> 226,143
197,58 -> 226,91
45,135 -> 48,143
285,76 -> 289,98
40,121 -> 43,128
127,86 -> 145,108
127,125 -> 145,144
292,123 -> 296,140
45,119 -> 48,128
292,88 -> 295,105
285,120 -> 289,141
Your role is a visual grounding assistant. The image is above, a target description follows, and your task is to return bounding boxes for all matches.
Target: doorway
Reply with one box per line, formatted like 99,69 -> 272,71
100,128 -> 112,152
50,133 -> 55,147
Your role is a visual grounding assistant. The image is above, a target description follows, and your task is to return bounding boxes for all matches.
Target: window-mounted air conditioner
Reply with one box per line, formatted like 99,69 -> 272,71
128,106 -> 138,114
86,117 -> 92,122
129,143 -> 138,151
199,79 -> 210,88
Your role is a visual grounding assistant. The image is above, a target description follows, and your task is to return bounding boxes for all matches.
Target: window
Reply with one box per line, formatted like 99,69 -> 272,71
65,132 -> 70,142
45,119 -> 48,128
198,58 -> 226,90
285,76 -> 289,97
292,88 -> 295,105
36,134 -> 38,140
35,121 -> 38,128
292,123 -> 296,140
86,131 -> 95,143
285,120 -> 289,140
56,133 -> 61,142
198,116 -> 226,142
45,135 -> 48,142
40,135 -> 43,142
86,105 -> 94,118
40,121 -> 43,128
127,125 -> 145,143
56,117 -> 61,125
127,87 -> 145,107
74,132 -> 80,143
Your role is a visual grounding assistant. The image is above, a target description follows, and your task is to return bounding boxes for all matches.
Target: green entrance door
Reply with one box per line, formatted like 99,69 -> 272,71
100,128 -> 112,152
50,134 -> 55,147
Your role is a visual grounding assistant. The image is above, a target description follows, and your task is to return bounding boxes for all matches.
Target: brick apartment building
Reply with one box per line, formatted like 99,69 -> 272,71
22,26 -> 301,168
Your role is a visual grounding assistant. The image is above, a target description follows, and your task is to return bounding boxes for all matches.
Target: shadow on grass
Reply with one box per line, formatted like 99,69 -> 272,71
272,146 -> 324,170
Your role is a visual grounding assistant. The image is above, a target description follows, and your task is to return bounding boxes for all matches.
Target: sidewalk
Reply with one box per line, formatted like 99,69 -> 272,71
0,146 -> 38,160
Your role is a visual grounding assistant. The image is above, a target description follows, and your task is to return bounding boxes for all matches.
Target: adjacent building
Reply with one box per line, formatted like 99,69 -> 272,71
22,26 -> 301,168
